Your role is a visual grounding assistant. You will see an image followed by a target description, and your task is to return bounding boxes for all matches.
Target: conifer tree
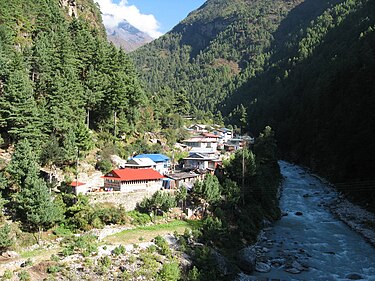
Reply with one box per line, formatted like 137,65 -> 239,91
15,175 -> 64,243
5,139 -> 39,191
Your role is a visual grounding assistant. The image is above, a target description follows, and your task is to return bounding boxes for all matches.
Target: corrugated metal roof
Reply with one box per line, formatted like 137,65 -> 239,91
134,154 -> 170,162
102,168 -> 164,181
126,157 -> 156,166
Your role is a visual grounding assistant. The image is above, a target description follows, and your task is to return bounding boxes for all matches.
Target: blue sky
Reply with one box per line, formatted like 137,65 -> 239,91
95,0 -> 206,38
125,0 -> 206,33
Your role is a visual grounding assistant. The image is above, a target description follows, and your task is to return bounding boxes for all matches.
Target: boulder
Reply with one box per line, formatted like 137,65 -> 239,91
255,262 -> 271,273
237,246 -> 257,273
1,251 -> 20,259
345,273 -> 363,280
285,267 -> 301,274
295,211 -> 303,216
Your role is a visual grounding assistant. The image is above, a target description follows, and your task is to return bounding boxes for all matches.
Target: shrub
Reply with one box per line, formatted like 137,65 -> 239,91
47,265 -> 62,274
96,159 -> 112,174
0,224 -> 13,253
2,270 -> 13,280
157,261 -> 181,281
60,234 -> 98,257
112,245 -> 126,256
53,224 -> 73,237
98,256 -> 111,268
154,235 -> 171,256
18,270 -> 30,281
128,210 -> 151,225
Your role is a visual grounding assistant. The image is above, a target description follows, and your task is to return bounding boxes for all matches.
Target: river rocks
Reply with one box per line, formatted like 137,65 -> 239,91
255,262 -> 271,273
282,212 -> 288,216
237,246 -> 257,273
345,273 -> 363,280
295,211 -> 303,216
285,267 -> 301,274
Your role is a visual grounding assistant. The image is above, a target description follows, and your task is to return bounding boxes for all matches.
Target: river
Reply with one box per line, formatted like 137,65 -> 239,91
241,161 -> 375,281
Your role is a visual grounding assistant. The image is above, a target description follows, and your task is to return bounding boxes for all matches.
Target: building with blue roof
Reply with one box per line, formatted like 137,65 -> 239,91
133,154 -> 170,174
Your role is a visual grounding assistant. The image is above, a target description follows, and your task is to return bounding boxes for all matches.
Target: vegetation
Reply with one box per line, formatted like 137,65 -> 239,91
132,0 -> 375,209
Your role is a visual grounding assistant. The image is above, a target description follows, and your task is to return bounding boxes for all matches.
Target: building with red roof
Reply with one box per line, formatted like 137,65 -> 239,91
102,168 -> 165,192
70,181 -> 89,195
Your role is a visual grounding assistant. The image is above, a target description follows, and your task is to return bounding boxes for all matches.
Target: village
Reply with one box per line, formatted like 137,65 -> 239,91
71,124 -> 254,210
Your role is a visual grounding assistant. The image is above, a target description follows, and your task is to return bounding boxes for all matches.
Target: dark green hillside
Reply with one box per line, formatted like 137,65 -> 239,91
132,0 -> 375,207
131,0 -> 305,117
225,0 -> 375,207
0,0 -> 146,156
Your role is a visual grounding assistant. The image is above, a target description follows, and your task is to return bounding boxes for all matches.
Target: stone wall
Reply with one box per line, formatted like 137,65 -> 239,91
87,188 -> 160,211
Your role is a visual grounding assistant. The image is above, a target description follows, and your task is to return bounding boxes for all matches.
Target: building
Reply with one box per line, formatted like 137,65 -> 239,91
182,153 -> 222,171
124,157 -> 157,170
133,154 -> 170,175
70,181 -> 89,195
164,171 -> 205,190
102,168 -> 164,192
182,136 -> 219,152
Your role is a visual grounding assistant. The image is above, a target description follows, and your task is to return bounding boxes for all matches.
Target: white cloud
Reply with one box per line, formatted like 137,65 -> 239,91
95,0 -> 163,38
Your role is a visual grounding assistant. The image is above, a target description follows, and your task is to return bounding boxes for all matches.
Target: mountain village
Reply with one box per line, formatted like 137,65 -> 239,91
71,124 -> 253,212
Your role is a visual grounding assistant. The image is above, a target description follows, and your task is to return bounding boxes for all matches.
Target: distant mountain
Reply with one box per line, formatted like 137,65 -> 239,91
106,20 -> 153,52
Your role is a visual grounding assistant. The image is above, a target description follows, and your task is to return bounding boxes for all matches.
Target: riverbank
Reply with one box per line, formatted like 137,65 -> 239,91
327,193 -> 375,247
239,161 -> 375,281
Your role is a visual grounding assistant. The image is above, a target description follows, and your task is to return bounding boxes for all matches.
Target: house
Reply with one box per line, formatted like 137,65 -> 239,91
225,138 -> 244,151
217,128 -> 233,143
182,136 -> 219,152
70,181 -> 89,195
182,153 -> 222,171
102,168 -> 164,192
124,157 -> 157,170
188,124 -> 208,133
164,171 -> 204,190
133,154 -> 170,175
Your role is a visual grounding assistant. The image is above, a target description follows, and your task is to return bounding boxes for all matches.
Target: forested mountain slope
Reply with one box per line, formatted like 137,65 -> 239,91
132,0 -> 375,207
0,0 -> 146,158
131,0 -> 307,117
225,0 -> 375,207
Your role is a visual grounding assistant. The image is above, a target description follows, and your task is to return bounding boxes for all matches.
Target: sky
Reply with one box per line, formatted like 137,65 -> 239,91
95,0 -> 206,38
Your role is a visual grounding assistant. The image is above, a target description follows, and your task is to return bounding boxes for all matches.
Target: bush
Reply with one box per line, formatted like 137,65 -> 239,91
157,261 -> 181,281
96,159 -> 112,174
138,191 -> 177,214
112,245 -> 126,256
154,235 -> 171,256
128,210 -> 151,225
60,234 -> 98,257
18,270 -> 30,281
0,224 -> 13,253
53,224 -> 73,237
98,256 -> 111,268
47,265 -> 63,274
1,270 -> 13,280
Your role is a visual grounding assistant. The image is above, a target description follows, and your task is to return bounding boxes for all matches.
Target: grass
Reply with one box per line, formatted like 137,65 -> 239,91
20,247 -> 59,259
104,220 -> 200,244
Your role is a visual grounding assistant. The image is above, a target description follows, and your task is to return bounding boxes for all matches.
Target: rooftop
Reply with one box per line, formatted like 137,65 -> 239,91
102,168 -> 164,181
134,154 -> 170,162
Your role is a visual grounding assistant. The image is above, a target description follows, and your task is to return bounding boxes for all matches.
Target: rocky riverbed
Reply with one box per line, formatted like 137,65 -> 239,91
238,161 -> 375,281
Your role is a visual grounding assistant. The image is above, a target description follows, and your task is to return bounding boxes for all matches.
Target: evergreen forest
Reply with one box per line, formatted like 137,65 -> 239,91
131,0 -> 375,208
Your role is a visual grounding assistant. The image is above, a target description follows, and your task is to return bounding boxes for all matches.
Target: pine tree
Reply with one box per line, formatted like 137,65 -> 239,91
0,54 -> 43,143
5,139 -> 39,191
15,176 -> 64,243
